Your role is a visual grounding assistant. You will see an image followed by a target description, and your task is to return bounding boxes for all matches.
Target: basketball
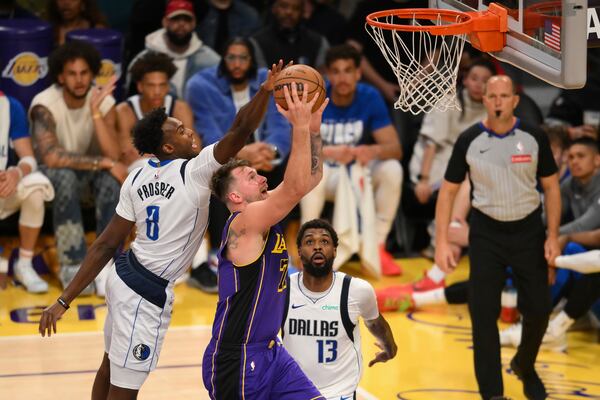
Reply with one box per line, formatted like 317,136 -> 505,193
273,64 -> 326,113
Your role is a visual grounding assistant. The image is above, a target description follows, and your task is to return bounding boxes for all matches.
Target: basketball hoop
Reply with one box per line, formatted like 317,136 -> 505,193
365,3 -> 508,114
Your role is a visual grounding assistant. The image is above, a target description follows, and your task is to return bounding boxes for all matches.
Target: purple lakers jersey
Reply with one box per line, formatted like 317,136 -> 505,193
210,212 -> 289,344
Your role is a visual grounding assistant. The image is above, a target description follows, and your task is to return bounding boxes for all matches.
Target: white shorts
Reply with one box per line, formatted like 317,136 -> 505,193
103,264 -> 174,377
109,360 -> 149,390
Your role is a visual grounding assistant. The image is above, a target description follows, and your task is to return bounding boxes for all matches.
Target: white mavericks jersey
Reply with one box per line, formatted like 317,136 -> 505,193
115,143 -> 221,282
282,271 -> 379,399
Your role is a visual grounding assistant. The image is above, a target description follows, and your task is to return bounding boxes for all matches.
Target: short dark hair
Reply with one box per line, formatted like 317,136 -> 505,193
132,108 -> 168,155
130,51 -> 177,84
48,40 -> 101,84
211,159 -> 250,201
569,136 -> 599,153
465,58 -> 496,78
46,0 -> 107,34
296,219 -> 339,249
542,124 -> 569,150
218,37 -> 258,80
325,44 -> 361,68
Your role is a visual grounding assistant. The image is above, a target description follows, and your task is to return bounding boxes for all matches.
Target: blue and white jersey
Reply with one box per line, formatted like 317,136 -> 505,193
320,82 -> 391,148
115,144 -> 221,282
282,272 -> 379,399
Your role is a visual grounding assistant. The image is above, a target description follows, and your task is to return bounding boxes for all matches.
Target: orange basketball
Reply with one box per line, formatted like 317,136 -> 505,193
273,64 -> 326,113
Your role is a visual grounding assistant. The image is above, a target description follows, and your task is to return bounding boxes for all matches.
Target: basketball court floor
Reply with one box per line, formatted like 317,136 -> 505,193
1,256 -> 599,399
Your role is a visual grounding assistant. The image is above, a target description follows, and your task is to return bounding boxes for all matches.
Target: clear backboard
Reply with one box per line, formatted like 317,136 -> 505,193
429,0 -> 588,88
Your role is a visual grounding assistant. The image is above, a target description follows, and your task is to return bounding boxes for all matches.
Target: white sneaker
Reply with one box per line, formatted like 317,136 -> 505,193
542,328 -> 568,352
14,261 -> 48,293
500,321 -> 567,352
95,259 -> 113,298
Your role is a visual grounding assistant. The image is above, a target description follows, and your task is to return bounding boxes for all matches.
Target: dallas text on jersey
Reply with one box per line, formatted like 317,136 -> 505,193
288,318 -> 338,337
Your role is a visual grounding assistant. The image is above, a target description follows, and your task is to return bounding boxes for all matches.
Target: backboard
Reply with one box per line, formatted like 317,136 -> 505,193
429,0 -> 588,88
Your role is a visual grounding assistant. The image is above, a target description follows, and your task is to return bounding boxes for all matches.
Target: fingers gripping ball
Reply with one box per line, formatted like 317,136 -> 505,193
273,64 -> 326,112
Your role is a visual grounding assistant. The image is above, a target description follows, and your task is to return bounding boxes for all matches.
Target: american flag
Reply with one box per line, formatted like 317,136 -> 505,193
544,19 -> 561,52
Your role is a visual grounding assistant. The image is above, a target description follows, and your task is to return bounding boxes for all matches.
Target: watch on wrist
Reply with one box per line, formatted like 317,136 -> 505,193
270,145 -> 280,159
417,174 -> 429,181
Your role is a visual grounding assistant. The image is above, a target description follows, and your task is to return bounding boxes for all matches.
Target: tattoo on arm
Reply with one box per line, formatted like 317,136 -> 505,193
31,105 -> 102,170
366,316 -> 396,353
227,227 -> 246,250
310,134 -> 323,175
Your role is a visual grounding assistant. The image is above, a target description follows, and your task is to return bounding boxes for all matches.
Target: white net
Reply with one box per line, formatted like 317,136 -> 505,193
366,13 -> 467,115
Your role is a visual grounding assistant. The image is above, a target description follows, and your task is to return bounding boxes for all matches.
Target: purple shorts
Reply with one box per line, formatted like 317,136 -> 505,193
203,338 -> 324,400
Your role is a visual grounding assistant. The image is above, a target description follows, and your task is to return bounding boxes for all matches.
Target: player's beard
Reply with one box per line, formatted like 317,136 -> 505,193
166,29 -> 193,47
64,84 -> 90,100
302,254 -> 334,278
224,67 -> 249,86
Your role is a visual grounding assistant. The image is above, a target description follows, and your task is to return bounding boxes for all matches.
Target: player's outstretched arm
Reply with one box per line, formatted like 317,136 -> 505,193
364,315 -> 398,367
213,60 -> 288,164
240,84 -> 326,233
38,215 -> 134,337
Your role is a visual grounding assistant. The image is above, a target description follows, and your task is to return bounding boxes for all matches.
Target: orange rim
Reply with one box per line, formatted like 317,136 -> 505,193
365,8 -> 473,36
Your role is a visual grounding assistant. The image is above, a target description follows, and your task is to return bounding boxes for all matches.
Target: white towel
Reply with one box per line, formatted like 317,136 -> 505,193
331,164 -> 381,278
16,171 -> 55,202
0,94 -> 10,171
0,172 -> 54,219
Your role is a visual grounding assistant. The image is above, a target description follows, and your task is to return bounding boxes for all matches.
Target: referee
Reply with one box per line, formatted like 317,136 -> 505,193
434,75 -> 561,400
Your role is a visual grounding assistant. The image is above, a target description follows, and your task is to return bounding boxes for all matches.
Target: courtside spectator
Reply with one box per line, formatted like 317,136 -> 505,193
29,41 -> 126,295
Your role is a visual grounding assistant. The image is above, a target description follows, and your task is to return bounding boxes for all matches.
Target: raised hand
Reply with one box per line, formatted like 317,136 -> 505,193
275,82 -> 316,128
90,74 -> 117,114
263,59 -> 291,92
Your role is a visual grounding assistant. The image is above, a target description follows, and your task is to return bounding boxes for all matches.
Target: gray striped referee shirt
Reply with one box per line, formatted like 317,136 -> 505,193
444,119 -> 557,222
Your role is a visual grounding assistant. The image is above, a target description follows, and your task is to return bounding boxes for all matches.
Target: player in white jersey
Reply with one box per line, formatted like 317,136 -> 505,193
282,219 -> 397,399
38,61 -> 287,400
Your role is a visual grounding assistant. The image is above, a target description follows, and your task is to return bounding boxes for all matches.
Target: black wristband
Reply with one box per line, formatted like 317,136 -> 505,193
57,297 -> 70,310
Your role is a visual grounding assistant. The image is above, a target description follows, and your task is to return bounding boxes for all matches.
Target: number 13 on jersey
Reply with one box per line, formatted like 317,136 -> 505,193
317,339 -> 338,363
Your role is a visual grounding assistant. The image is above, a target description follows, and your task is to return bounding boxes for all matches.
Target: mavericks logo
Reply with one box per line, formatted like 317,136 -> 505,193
95,59 -> 121,86
2,52 -> 48,86
132,343 -> 151,361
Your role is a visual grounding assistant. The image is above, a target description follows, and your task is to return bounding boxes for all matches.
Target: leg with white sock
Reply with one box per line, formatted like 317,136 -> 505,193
14,189 -> 48,293
371,159 -> 403,276
554,250 -> 600,274
546,272 -> 600,348
371,159 -> 402,245
423,179 -> 472,284
412,280 -> 469,307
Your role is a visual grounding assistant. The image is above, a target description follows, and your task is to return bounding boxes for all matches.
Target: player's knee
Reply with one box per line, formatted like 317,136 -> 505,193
49,168 -> 78,193
376,159 -> 403,186
18,190 -> 46,228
